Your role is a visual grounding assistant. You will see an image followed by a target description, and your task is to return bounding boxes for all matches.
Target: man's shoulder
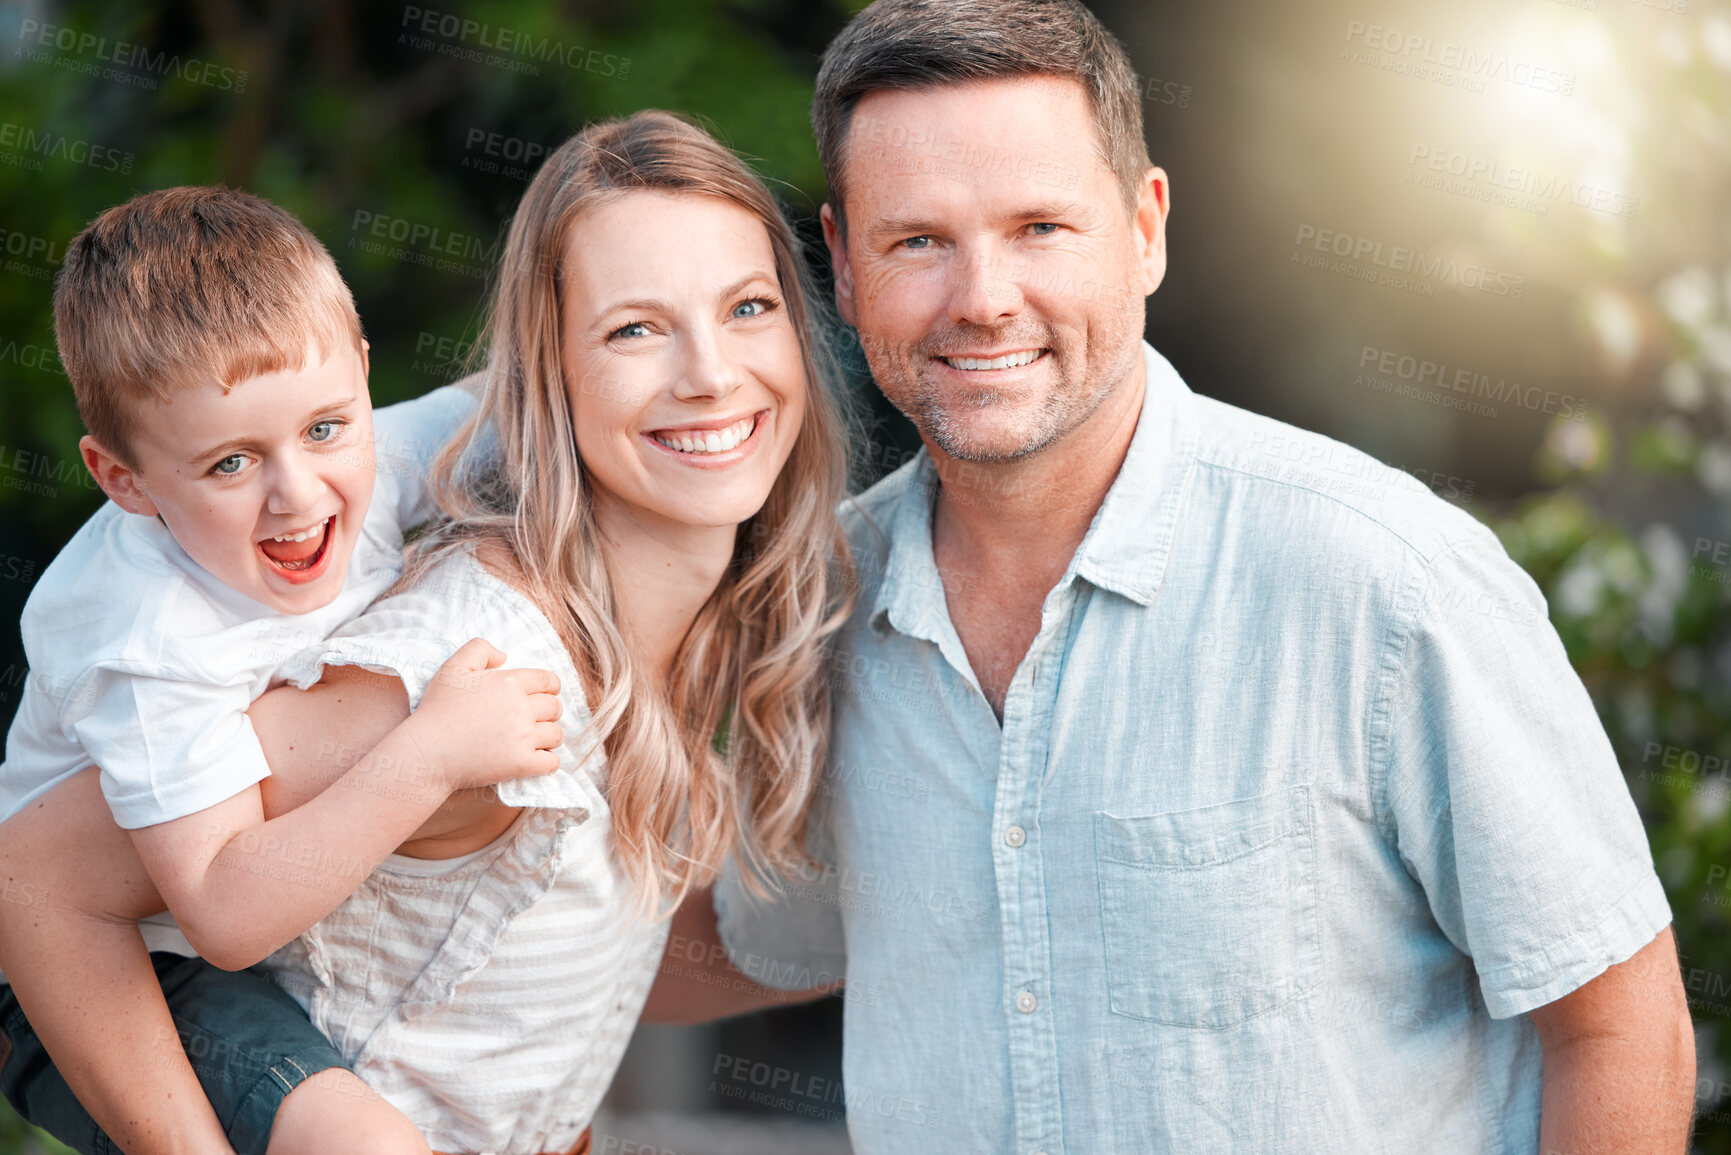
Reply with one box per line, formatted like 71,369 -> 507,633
1185,392 -> 1497,567
838,452 -> 928,593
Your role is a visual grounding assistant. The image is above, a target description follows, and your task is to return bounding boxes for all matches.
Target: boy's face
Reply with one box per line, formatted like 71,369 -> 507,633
102,342 -> 377,614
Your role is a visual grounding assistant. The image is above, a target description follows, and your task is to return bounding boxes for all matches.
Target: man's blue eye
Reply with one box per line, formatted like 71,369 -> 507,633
1030,223 -> 1059,235
309,420 -> 340,442
904,236 -> 932,250
213,455 -> 245,476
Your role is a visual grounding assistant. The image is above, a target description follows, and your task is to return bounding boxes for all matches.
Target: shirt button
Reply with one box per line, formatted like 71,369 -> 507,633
1004,824 -> 1026,848
1015,990 -> 1037,1014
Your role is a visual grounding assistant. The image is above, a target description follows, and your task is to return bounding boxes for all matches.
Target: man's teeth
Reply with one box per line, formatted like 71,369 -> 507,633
270,520 -> 327,543
944,350 -> 1041,371
653,416 -> 755,455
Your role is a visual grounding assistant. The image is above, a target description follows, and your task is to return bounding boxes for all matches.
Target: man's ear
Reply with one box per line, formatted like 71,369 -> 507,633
820,202 -> 857,327
80,435 -> 159,517
1133,165 -> 1171,297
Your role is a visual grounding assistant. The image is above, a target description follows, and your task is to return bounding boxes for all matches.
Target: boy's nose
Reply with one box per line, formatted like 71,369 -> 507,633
265,456 -> 326,514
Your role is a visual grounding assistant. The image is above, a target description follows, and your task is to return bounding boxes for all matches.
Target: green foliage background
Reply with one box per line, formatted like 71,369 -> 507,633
0,0 -> 1727,1151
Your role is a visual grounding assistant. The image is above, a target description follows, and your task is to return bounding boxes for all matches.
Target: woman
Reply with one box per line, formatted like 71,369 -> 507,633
248,109 -> 856,1154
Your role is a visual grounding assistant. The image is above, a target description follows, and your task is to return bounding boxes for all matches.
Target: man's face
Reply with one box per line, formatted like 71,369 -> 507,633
825,76 -> 1168,463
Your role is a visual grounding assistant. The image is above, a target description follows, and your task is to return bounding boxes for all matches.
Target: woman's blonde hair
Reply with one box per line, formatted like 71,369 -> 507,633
411,110 -> 854,912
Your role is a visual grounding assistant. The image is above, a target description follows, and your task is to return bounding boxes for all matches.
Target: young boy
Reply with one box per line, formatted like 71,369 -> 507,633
0,187 -> 563,1154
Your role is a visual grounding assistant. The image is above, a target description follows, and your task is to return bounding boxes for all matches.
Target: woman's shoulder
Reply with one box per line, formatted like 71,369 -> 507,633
330,541 -> 549,657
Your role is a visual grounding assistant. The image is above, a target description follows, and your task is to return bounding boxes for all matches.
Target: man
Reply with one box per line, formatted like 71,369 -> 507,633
686,0 -> 1694,1151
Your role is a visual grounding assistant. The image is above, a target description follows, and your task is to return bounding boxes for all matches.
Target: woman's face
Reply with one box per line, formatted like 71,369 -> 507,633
559,192 -> 808,536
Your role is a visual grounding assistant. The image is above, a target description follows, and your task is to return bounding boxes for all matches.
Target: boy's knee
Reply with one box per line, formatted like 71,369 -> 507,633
268,1069 -> 430,1155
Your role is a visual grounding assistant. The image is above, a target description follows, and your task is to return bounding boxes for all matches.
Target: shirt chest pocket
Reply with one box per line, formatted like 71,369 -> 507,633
1094,784 -> 1322,1030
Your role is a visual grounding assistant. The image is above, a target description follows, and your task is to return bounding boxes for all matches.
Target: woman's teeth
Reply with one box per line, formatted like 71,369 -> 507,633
943,350 -> 1041,371
653,415 -> 756,455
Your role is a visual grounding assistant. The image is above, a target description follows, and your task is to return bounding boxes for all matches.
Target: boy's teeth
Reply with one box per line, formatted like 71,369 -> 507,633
271,521 -> 327,543
653,415 -> 756,455
944,350 -> 1040,371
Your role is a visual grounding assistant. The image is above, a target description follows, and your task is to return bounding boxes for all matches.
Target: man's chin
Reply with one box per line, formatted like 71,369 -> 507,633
924,416 -> 1061,465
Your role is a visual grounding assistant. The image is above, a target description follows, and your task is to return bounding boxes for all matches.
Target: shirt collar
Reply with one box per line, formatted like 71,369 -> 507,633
1070,342 -> 1199,606
867,341 -> 1198,640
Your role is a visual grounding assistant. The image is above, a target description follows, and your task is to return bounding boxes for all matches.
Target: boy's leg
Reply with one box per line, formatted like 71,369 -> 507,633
149,954 -> 429,1155
0,768 -> 231,1155
0,771 -> 429,1155
266,1070 -> 429,1155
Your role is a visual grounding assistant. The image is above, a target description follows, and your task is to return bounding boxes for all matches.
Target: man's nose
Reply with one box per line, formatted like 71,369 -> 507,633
946,246 -> 1025,326
672,321 -> 746,401
265,453 -> 326,514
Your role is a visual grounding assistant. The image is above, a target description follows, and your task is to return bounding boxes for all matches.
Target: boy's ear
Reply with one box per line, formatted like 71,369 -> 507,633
359,338 -> 371,379
79,435 -> 159,517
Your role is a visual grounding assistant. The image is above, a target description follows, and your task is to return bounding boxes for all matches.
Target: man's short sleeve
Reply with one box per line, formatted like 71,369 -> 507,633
371,386 -> 479,529
714,808 -> 847,990
1384,537 -> 1671,1019
68,669 -> 271,830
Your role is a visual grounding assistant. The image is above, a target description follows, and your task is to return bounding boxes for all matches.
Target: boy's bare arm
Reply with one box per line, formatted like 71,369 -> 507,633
127,640 -> 562,970
0,771 -> 236,1155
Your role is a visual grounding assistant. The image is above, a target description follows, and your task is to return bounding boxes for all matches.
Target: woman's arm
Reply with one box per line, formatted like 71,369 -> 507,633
0,770 -> 236,1155
128,640 -> 561,970
639,887 -> 838,1025
0,647 -> 553,1153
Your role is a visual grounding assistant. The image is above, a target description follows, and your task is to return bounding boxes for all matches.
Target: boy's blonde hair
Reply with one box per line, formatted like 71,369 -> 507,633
54,186 -> 363,467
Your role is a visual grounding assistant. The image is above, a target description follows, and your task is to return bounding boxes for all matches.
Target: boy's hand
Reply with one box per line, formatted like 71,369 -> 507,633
410,638 -> 563,791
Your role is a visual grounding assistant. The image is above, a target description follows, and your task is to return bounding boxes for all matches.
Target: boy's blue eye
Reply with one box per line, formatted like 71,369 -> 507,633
309,420 -> 340,443
212,455 -> 245,476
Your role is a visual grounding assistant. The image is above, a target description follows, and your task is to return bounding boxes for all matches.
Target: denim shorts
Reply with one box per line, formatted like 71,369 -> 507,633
0,951 -> 350,1155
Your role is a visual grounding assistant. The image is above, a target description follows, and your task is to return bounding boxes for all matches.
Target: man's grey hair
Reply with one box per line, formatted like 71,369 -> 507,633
812,0 -> 1152,235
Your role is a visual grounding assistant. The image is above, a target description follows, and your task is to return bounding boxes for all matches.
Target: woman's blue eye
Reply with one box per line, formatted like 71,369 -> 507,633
212,455 -> 245,476
308,420 -> 340,443
733,298 -> 775,319
611,321 -> 651,340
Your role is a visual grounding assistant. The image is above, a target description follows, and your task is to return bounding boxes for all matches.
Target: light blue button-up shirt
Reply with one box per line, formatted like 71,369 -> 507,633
717,343 -> 1670,1153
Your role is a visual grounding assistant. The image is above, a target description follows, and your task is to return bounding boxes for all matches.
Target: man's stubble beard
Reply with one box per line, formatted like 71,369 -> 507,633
862,309 -> 1144,465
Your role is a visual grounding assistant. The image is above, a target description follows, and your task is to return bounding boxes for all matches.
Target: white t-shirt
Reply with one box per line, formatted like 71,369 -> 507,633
268,549 -> 669,1155
0,387 -> 476,957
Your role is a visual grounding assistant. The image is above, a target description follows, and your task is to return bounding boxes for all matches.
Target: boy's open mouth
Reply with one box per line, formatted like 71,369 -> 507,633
258,516 -> 335,579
